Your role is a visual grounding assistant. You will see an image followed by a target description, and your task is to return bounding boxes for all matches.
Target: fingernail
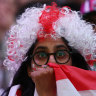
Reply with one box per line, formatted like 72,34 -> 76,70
42,65 -> 48,68
32,64 -> 35,68
32,64 -> 37,71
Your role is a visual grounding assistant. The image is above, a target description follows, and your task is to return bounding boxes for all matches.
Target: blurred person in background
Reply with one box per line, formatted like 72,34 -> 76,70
0,0 -> 17,94
80,0 -> 96,14
0,0 -> 17,40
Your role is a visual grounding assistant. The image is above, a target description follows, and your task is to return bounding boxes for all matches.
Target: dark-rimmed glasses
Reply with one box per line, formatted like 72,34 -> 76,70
30,50 -> 71,66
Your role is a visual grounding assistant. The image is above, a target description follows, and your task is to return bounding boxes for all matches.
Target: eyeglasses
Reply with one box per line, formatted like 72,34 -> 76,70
30,50 -> 71,66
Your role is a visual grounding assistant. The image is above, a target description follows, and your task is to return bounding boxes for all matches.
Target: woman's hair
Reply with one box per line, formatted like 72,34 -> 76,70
2,37 -> 91,96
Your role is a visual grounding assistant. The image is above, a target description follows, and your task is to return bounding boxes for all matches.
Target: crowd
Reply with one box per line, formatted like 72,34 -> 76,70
0,0 -> 96,96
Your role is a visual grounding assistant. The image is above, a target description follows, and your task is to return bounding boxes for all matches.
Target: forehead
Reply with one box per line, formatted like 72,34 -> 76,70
35,37 -> 68,49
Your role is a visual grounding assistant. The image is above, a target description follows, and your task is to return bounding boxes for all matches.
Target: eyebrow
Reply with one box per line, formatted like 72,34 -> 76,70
34,45 -> 68,52
56,45 -> 68,49
35,46 -> 48,52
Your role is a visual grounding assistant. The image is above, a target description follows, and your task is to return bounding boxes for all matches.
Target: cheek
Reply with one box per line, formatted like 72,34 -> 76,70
65,58 -> 72,66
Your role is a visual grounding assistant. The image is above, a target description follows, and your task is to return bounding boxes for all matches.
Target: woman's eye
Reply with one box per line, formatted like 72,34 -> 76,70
37,52 -> 47,59
39,53 -> 46,57
56,51 -> 68,59
57,51 -> 66,57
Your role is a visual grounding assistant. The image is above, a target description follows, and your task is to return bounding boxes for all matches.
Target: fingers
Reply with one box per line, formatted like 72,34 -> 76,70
29,64 -> 54,82
32,64 -> 52,72
32,64 -> 37,72
42,65 -> 48,68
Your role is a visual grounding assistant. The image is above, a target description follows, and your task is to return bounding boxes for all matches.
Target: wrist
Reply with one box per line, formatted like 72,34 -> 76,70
38,90 -> 56,96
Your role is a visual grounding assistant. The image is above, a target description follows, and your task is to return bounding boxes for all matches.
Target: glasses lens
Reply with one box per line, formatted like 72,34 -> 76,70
34,52 -> 48,65
56,50 -> 70,64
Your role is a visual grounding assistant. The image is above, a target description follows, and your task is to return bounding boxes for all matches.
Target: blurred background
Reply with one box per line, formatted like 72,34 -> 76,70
0,0 -> 96,95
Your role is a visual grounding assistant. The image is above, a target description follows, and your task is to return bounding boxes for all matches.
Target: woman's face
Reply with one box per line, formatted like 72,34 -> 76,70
31,37 -> 72,68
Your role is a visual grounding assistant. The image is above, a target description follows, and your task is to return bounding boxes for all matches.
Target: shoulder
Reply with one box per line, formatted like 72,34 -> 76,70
8,85 -> 21,96
8,85 -> 38,96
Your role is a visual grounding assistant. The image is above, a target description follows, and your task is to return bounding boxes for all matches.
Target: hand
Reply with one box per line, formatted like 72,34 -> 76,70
28,66 -> 56,96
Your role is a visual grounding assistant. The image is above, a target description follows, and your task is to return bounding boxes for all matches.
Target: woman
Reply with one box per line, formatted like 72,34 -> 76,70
2,3 -> 96,96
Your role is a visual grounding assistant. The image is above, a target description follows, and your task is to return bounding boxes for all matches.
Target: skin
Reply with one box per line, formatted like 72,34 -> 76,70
28,37 -> 72,96
0,0 -> 16,28
0,0 -> 17,40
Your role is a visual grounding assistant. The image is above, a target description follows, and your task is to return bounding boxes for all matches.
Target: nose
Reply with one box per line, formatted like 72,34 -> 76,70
48,55 -> 56,64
